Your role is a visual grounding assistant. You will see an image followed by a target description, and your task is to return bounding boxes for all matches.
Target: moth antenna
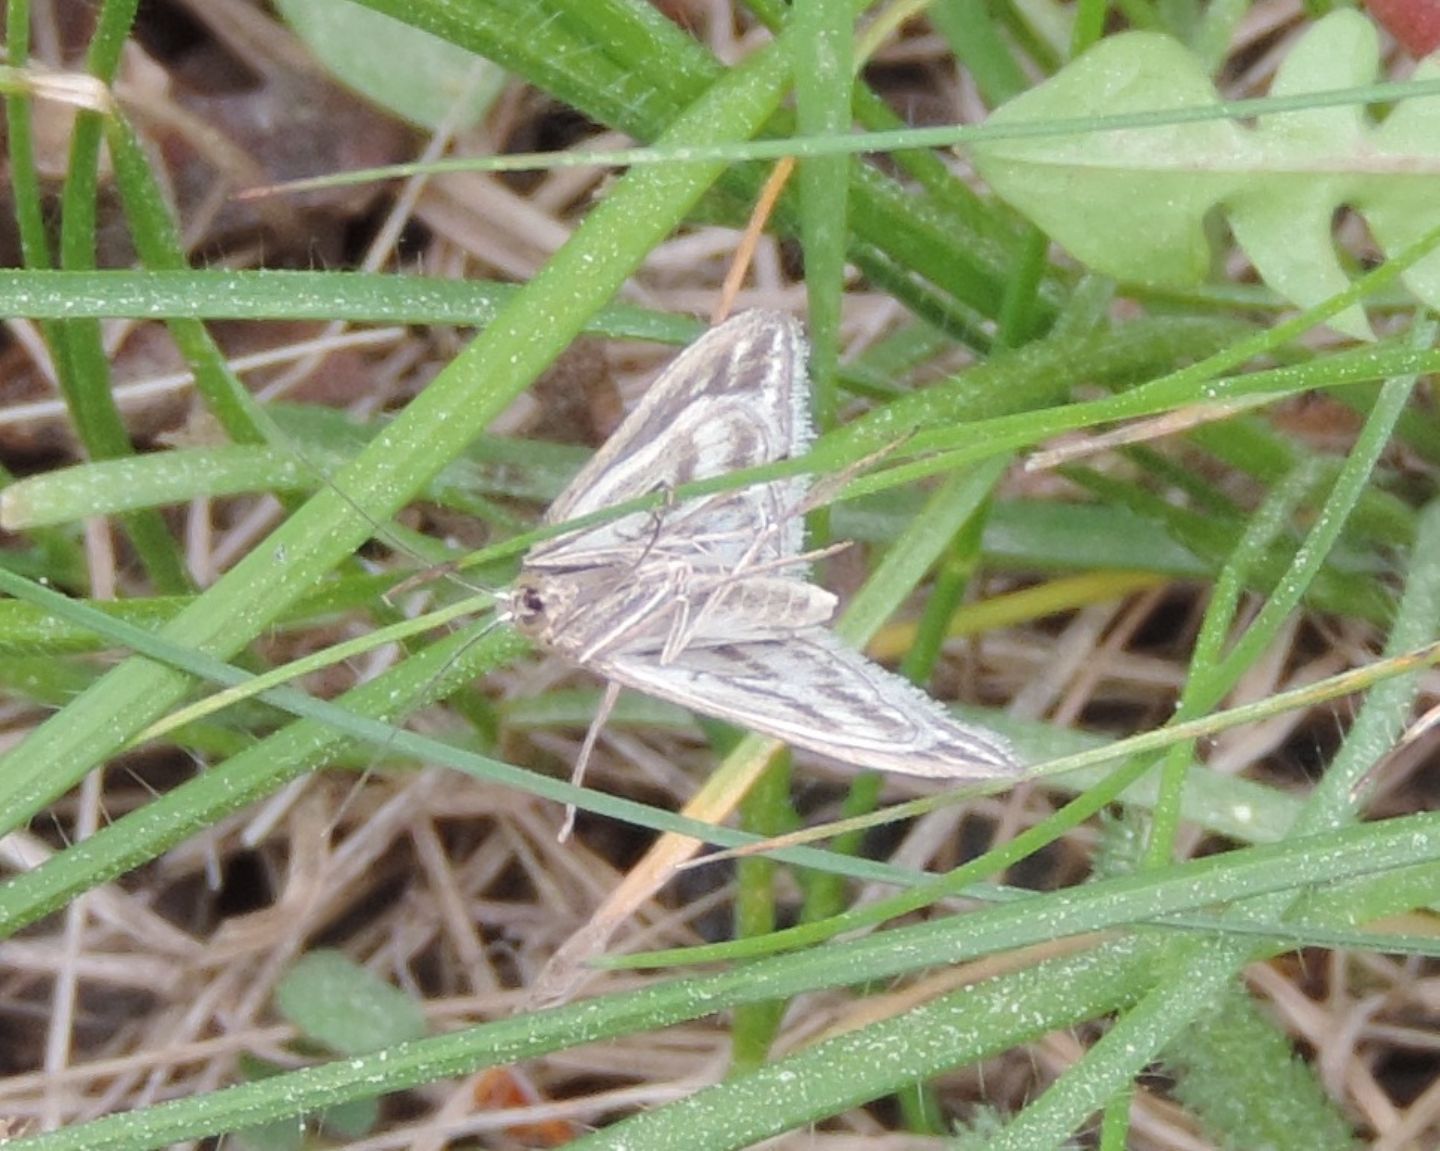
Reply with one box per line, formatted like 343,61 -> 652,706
384,557 -> 498,606
327,607 -> 507,838
252,408 -> 498,606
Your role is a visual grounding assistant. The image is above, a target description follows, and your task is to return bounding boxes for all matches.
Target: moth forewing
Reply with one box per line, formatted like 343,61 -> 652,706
507,308 -> 1020,811
524,311 -> 811,573
540,311 -> 809,518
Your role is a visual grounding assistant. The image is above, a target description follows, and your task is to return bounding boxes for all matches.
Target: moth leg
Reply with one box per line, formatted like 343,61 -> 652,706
796,439 -> 906,516
695,438 -> 892,576
657,526 -> 776,656
559,678 -> 623,842
657,564 -> 700,664
629,480 -> 681,571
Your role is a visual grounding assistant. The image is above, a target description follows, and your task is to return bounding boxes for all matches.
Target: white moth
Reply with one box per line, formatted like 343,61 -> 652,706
503,310 -> 1019,821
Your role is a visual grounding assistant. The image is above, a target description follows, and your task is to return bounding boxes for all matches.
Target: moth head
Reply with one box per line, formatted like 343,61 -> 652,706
510,582 -> 547,633
508,576 -> 576,644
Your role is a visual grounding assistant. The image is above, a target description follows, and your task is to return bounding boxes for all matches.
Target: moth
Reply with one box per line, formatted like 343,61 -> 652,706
503,310 -> 1019,822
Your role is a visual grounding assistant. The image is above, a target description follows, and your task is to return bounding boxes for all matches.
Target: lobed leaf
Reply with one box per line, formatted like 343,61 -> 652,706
972,11 -> 1440,338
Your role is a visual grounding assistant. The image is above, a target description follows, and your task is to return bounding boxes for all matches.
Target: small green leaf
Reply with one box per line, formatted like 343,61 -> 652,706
232,1053 -> 380,1147
276,950 -> 428,1056
315,1096 -> 381,1141
231,1118 -> 304,1151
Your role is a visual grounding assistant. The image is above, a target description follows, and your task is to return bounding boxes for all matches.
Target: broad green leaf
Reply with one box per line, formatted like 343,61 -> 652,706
972,33 -> 1252,287
972,11 -> 1440,339
273,0 -> 506,130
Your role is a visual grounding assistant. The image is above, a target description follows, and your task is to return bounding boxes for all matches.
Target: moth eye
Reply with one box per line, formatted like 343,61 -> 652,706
510,586 -> 547,633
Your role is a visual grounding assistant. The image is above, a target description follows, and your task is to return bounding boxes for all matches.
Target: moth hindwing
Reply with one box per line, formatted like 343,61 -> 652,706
507,309 -> 1019,788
